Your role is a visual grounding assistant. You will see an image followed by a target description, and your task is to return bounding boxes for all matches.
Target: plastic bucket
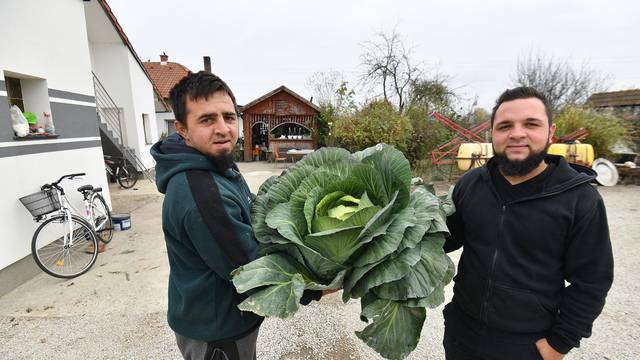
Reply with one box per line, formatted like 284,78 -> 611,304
112,214 -> 131,231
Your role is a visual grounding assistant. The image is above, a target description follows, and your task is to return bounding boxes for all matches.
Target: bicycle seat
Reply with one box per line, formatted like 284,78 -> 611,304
77,185 -> 94,192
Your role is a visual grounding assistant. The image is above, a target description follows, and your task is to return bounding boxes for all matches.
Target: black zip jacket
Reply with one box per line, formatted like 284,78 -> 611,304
445,155 -> 614,354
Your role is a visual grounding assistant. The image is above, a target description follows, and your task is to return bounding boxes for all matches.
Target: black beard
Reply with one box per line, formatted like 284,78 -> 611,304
209,153 -> 235,171
493,144 -> 549,177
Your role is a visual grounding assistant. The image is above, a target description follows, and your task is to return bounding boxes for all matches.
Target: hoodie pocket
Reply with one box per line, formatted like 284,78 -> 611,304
452,272 -> 486,320
486,283 -> 552,333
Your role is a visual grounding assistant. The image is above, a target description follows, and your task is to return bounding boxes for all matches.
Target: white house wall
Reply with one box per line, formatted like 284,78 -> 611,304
84,4 -> 159,168
89,44 -> 159,168
0,0 -> 94,96
0,0 -> 110,271
89,42 -> 136,145
126,51 -> 159,167
0,147 -> 109,270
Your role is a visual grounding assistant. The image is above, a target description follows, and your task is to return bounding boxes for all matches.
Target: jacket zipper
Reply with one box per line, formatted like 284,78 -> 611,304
479,188 -> 565,321
480,204 -> 505,322
475,163 -> 593,323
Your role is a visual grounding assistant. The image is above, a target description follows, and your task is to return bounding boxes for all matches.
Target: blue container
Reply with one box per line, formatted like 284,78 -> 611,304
112,214 -> 131,231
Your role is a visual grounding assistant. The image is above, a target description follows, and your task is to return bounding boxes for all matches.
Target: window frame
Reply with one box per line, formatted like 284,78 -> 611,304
5,76 -> 25,112
142,113 -> 153,145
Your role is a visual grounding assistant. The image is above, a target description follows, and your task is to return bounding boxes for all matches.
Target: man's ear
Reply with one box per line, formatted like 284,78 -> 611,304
548,123 -> 557,143
175,120 -> 188,140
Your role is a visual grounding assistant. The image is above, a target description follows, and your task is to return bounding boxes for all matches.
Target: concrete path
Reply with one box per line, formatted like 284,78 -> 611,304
1,161 -> 638,359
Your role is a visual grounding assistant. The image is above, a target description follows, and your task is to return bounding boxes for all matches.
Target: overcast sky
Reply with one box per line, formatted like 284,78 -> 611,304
108,0 -> 638,110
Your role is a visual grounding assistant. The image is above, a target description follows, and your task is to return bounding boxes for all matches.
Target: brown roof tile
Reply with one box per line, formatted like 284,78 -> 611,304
143,61 -> 191,100
587,89 -> 640,107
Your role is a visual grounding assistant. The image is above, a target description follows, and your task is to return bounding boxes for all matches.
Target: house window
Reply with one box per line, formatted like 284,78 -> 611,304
142,113 -> 153,144
5,72 -> 56,139
166,119 -> 177,135
5,77 -> 24,111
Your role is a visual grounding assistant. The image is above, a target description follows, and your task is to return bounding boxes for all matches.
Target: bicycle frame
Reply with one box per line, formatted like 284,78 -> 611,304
105,163 -> 115,178
104,157 -> 125,179
46,187 -> 103,247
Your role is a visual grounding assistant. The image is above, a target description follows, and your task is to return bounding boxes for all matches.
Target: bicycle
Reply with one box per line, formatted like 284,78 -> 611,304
104,155 -> 138,189
19,173 -> 114,278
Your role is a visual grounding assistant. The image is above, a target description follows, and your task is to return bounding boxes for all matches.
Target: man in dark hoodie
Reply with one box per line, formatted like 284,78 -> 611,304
151,72 -> 322,360
443,87 -> 613,360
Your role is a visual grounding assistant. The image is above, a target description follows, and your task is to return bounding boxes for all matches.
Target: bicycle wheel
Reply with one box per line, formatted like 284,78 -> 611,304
117,163 -> 138,189
91,194 -> 113,244
31,215 -> 98,279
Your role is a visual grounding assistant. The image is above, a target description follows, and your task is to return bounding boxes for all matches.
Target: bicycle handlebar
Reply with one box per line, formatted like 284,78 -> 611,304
57,173 -> 85,183
41,173 -> 86,190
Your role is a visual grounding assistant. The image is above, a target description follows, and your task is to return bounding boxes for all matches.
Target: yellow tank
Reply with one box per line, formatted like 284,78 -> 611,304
457,143 -> 494,170
548,143 -> 594,166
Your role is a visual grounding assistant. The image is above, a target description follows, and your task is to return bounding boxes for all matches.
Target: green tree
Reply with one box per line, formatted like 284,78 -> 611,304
554,106 -> 630,157
470,107 -> 490,124
333,100 -> 412,154
404,106 -> 452,166
316,103 -> 336,147
407,78 -> 456,115
335,81 -> 358,116
404,77 -> 461,166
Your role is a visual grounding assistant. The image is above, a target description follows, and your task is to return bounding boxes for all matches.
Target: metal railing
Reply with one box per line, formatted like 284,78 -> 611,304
92,72 -> 124,144
92,72 -> 154,183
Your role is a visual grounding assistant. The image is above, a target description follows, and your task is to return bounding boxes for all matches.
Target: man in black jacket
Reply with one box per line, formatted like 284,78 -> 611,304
443,87 -> 613,360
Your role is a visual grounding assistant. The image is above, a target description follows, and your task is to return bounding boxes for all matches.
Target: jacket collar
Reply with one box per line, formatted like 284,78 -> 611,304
480,154 -> 595,196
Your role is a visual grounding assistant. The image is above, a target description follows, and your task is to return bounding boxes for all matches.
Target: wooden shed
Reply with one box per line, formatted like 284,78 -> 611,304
587,89 -> 640,147
241,86 -> 320,161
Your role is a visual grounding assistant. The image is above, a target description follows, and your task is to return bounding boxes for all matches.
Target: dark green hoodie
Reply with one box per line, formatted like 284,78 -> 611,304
151,135 -> 261,342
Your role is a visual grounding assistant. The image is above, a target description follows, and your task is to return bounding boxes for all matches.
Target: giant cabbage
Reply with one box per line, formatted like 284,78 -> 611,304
231,144 -> 455,359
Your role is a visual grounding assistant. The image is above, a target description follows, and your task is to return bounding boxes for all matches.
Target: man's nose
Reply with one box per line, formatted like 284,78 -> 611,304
213,116 -> 230,135
509,124 -> 526,138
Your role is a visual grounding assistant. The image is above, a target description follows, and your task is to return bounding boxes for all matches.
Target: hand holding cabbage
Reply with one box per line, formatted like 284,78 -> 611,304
231,144 -> 455,359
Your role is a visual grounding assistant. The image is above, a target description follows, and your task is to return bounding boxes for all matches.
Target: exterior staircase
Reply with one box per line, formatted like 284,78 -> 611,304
92,72 -> 154,182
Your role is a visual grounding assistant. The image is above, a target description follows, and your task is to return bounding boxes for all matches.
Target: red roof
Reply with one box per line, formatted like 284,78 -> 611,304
143,61 -> 191,100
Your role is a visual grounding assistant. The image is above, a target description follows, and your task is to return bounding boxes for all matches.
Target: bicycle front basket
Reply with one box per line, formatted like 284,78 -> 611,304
19,189 -> 61,217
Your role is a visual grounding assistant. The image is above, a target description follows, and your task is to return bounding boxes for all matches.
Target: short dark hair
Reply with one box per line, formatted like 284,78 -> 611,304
490,86 -> 552,127
169,71 -> 237,126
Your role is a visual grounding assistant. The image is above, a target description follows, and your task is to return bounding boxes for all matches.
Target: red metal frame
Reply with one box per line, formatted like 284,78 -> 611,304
552,127 -> 589,144
430,111 -> 491,165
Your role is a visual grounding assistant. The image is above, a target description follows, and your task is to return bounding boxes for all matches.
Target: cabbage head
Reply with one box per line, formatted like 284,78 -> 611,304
231,144 -> 455,360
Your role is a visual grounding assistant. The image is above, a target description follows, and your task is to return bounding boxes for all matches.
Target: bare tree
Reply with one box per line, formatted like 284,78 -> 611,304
512,52 -> 610,111
360,29 -> 421,113
306,70 -> 343,107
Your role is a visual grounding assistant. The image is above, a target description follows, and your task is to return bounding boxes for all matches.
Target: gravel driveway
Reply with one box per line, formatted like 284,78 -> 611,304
1,168 -> 637,359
